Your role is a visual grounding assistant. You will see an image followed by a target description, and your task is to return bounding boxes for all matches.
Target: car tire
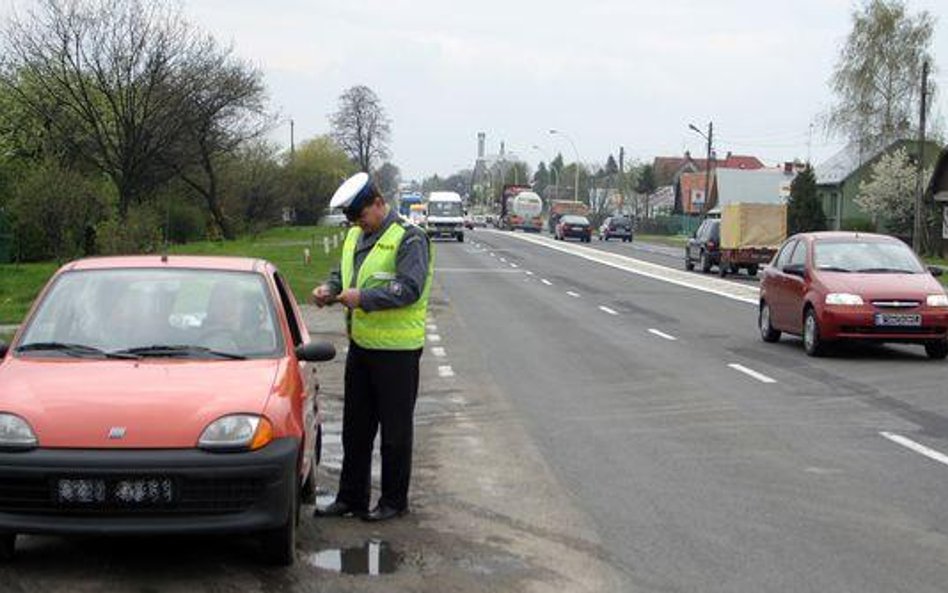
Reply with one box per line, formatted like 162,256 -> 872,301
803,308 -> 825,357
685,253 -> 695,271
457,233 -> 464,243
759,302 -> 781,343
700,252 -> 712,273
747,264 -> 759,277
718,261 -> 728,277
260,485 -> 298,567
0,533 -> 16,562
925,339 -> 948,360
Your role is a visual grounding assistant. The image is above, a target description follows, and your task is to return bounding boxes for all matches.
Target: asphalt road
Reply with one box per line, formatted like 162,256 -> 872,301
439,228 -> 948,592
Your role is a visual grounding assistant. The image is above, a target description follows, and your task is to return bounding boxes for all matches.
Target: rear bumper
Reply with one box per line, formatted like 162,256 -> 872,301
820,307 -> 948,342
0,438 -> 299,536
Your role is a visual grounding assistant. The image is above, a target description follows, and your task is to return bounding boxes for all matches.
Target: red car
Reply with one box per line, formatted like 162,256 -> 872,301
758,232 -> 948,358
0,256 -> 336,565
555,215 -> 592,242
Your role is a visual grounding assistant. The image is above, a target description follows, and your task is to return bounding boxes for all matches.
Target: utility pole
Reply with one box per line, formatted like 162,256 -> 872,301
913,61 -> 929,254
618,146 -> 625,214
689,122 -> 714,216
290,119 -> 296,161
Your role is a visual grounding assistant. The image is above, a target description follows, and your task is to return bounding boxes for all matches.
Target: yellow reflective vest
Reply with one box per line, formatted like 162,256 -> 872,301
340,222 -> 433,350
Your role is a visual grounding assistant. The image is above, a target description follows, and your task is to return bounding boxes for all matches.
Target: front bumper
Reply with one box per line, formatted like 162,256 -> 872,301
820,306 -> 948,342
0,438 -> 299,536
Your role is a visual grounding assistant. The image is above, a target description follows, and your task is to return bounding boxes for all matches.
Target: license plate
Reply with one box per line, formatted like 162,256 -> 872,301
874,313 -> 922,327
57,477 -> 174,505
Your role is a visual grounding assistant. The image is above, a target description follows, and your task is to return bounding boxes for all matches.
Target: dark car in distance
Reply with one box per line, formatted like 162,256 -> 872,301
758,232 -> 948,358
599,216 -> 633,242
555,215 -> 592,242
685,218 -> 721,273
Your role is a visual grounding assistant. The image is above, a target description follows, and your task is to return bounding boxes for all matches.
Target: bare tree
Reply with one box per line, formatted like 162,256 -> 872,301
827,0 -> 936,150
329,85 -> 391,171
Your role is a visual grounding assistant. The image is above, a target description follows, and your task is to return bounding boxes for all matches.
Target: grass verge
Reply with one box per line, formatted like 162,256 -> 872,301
636,234 -> 689,248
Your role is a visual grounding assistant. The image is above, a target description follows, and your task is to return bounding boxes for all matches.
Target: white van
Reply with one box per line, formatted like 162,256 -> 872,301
425,191 -> 464,242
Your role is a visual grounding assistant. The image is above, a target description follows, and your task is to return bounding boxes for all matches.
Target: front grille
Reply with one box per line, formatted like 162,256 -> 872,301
0,476 -> 265,516
872,300 -> 921,308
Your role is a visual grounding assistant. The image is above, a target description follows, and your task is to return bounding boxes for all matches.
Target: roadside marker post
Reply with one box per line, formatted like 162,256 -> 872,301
324,237 -> 330,255
303,248 -> 311,265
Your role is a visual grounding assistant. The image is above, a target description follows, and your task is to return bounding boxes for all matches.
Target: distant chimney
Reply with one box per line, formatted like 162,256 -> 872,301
726,151 -> 732,160
684,150 -> 691,159
500,141 -> 506,156
477,132 -> 485,159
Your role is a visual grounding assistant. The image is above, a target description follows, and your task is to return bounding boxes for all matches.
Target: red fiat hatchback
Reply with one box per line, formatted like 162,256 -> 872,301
759,232 -> 948,358
0,256 -> 335,565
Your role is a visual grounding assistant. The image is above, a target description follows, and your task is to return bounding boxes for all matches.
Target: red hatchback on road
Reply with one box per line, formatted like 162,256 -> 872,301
758,232 -> 948,358
0,256 -> 336,565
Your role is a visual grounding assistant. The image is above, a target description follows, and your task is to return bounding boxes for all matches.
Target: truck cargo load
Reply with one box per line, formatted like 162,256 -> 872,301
720,203 -> 787,249
548,200 -> 590,233
508,191 -> 543,232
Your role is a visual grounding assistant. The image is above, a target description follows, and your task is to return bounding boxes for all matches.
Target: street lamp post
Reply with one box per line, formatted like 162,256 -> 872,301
532,145 -> 559,200
550,129 -> 581,203
688,122 -> 713,217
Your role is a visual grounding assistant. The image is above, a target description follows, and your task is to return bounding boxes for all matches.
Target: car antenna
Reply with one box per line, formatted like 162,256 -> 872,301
161,194 -> 170,263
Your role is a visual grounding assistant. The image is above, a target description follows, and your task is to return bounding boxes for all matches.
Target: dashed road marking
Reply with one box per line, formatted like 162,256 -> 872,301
881,432 -> 948,468
438,365 -> 456,378
525,271 -> 534,276
728,363 -> 776,384
567,291 -> 581,298
541,279 -> 553,286
490,252 -> 496,257
598,306 -> 619,316
428,334 -> 442,343
432,346 -> 446,357
509,263 -> 518,268
427,324 -> 438,331
648,328 -> 678,341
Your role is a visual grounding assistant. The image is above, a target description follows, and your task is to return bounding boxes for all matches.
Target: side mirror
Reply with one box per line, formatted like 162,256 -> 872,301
929,266 -> 944,277
783,264 -> 806,278
295,341 -> 336,362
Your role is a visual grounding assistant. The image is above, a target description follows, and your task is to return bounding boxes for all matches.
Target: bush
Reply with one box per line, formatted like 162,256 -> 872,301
841,218 -> 877,233
95,205 -> 163,255
165,199 -> 208,244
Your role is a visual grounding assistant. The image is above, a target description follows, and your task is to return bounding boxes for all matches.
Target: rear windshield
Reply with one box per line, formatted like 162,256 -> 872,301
19,269 -> 284,358
813,240 -> 925,273
561,215 -> 589,225
429,201 -> 462,217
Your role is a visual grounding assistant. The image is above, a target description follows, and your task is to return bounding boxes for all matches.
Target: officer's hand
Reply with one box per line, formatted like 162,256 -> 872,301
312,285 -> 334,308
337,288 -> 361,310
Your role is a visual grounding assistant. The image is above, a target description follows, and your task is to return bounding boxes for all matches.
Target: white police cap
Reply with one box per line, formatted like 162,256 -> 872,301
330,172 -> 377,211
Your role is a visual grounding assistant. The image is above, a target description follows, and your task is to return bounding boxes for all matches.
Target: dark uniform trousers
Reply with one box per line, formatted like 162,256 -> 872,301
337,342 -> 422,511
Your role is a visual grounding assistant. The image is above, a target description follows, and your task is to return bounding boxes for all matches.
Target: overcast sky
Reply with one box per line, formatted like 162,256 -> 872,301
3,0 -> 947,181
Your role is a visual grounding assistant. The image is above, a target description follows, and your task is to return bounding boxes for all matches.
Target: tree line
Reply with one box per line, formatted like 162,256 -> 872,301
0,0 -> 396,263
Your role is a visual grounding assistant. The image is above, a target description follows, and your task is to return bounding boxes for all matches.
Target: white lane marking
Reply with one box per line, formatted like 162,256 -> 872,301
728,363 -> 777,384
427,324 -> 438,331
500,257 -> 507,263
486,230 -> 758,305
567,291 -> 581,298
598,306 -> 619,316
881,432 -> 948,468
432,347 -> 446,357
541,279 -> 553,286
525,271 -> 534,276
509,263 -> 519,268
438,365 -> 456,378
648,328 -> 678,341
428,334 -> 442,343
490,252 -> 496,257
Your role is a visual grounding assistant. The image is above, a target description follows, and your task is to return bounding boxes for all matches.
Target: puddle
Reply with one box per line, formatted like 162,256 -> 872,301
306,539 -> 403,575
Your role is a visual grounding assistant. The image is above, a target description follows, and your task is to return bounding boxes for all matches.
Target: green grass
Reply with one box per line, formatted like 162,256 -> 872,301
0,226 -> 346,325
636,234 -> 689,248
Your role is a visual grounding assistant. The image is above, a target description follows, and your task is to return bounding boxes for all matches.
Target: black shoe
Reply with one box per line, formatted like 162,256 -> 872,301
362,504 -> 408,522
313,500 -> 364,518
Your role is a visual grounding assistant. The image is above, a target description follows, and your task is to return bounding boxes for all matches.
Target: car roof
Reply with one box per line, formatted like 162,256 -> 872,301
61,255 -> 272,274
794,231 -> 899,243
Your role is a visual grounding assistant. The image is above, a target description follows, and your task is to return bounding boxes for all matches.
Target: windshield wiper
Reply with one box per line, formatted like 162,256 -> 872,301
816,266 -> 853,273
854,267 -> 917,274
16,342 -> 139,360
113,345 -> 247,360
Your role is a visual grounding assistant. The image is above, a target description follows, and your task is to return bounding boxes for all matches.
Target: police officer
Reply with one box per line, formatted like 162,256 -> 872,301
312,173 -> 433,522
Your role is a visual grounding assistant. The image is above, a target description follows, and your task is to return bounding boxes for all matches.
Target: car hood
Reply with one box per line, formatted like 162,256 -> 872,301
816,271 -> 945,300
0,358 -> 281,448
427,216 -> 464,223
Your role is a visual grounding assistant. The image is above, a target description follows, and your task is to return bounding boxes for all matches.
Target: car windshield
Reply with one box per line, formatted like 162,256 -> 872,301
813,240 -> 925,273
562,216 -> 589,225
17,269 -> 284,359
429,201 -> 462,217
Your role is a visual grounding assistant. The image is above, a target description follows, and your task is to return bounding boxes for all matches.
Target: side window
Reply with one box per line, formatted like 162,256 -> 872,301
774,240 -> 797,268
273,272 -> 303,347
696,221 -> 708,240
709,222 -> 720,241
789,240 -> 808,267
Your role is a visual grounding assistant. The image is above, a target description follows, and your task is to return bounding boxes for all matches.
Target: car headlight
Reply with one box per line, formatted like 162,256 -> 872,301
0,413 -> 38,450
928,294 -> 948,307
198,414 -> 273,451
825,293 -> 864,306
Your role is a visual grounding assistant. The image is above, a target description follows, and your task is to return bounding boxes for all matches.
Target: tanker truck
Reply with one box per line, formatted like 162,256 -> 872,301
499,185 -> 543,232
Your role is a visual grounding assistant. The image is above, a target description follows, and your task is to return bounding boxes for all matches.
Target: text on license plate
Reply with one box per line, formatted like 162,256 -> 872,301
56,477 -> 174,505
874,313 -> 922,327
